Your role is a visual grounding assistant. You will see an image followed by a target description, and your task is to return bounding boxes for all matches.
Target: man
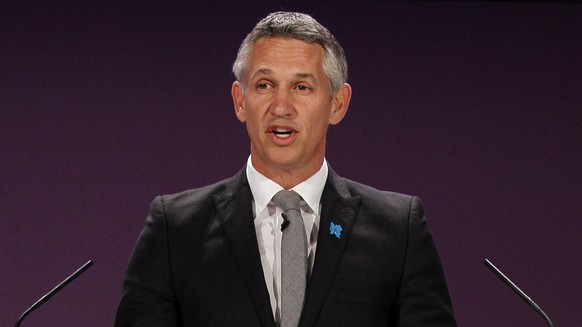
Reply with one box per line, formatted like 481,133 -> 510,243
115,11 -> 456,327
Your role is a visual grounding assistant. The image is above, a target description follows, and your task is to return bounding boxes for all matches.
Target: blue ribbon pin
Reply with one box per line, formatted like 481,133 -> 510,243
329,222 -> 342,239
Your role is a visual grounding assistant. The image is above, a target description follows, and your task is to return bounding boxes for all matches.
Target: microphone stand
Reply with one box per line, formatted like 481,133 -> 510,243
15,260 -> 93,327
484,259 -> 554,327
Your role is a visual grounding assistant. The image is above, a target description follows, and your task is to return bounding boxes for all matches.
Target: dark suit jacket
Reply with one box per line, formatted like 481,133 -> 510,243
115,167 -> 456,326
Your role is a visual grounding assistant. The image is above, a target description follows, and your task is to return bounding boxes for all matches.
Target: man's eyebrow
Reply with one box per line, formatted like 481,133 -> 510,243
295,73 -> 317,83
250,68 -> 273,80
249,69 -> 318,83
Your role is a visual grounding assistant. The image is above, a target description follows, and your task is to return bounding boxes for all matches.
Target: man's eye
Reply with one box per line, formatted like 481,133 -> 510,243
296,85 -> 311,92
257,83 -> 270,90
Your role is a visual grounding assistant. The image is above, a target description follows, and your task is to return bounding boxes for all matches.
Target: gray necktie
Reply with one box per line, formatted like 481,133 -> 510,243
272,190 -> 307,327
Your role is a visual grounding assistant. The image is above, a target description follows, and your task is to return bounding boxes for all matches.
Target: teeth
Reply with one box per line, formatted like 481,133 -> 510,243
273,128 -> 292,138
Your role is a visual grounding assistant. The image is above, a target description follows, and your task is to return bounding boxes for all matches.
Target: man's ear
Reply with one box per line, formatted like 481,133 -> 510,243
232,81 -> 246,123
329,83 -> 352,125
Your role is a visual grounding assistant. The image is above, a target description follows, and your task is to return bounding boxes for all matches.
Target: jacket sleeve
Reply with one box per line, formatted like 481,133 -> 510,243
392,196 -> 456,326
115,196 -> 182,327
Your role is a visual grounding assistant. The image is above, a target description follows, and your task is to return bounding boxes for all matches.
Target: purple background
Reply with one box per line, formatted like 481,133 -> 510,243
2,1 -> 581,326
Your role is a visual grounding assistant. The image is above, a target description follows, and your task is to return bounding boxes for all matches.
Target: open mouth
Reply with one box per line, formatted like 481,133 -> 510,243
272,128 -> 293,138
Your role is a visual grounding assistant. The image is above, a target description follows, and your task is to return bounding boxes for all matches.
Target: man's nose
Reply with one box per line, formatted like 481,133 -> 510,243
269,89 -> 294,117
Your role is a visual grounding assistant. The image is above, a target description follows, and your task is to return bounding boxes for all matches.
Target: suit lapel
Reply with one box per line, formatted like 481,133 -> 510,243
213,169 -> 276,327
300,169 -> 361,327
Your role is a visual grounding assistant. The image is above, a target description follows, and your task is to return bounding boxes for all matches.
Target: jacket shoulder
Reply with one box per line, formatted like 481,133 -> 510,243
341,177 -> 418,212
149,171 -> 245,225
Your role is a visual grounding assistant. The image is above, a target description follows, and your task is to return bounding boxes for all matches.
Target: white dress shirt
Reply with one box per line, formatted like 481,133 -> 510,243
246,156 -> 328,325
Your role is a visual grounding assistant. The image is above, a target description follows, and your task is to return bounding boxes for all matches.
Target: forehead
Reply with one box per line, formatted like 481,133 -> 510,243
247,37 -> 326,77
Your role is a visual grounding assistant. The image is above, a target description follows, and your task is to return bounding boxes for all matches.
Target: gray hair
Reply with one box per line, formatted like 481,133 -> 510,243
232,11 -> 348,95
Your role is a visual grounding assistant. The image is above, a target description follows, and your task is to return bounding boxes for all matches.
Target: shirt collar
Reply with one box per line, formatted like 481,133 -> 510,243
246,156 -> 328,215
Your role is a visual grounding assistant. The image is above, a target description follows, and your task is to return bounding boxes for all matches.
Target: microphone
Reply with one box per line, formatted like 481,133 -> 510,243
483,258 -> 553,327
15,260 -> 93,327
281,212 -> 290,231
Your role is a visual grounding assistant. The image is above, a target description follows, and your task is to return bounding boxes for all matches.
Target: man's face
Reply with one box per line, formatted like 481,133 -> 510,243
232,37 -> 350,178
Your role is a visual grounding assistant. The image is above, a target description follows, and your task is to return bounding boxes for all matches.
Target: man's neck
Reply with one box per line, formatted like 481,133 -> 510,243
250,157 -> 324,190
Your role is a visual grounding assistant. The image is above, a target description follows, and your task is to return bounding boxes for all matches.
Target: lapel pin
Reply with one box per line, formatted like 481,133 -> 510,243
329,222 -> 342,239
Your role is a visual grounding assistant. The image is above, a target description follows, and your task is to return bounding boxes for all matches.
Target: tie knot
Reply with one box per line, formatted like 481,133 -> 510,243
272,190 -> 301,213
